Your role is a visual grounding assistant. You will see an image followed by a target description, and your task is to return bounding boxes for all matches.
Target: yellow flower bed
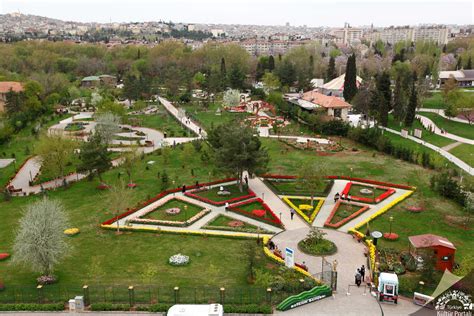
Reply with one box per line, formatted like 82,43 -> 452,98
299,204 -> 313,211
64,228 -> 80,236
348,189 -> 415,284
282,196 -> 325,224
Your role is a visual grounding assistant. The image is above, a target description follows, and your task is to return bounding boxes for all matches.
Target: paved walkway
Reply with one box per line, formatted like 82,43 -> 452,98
313,180 -> 347,227
381,126 -> 473,175
441,141 -> 462,151
418,108 -> 473,124
416,114 -> 474,145
158,96 -> 207,137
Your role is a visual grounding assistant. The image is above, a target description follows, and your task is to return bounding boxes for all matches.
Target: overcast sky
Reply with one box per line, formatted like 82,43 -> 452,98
1,0 -> 473,27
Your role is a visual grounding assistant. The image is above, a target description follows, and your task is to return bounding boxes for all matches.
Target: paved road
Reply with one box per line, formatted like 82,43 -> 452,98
416,114 -> 473,145
381,127 -> 473,175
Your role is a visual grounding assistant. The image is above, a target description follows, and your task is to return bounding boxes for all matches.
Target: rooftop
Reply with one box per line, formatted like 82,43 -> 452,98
301,90 -> 352,109
322,73 -> 363,91
409,234 -> 456,250
0,81 -> 23,94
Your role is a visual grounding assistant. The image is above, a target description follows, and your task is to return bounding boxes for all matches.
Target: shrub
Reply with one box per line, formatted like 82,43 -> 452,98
0,303 -> 64,311
90,303 -> 130,311
223,304 -> 272,314
36,275 -> 57,285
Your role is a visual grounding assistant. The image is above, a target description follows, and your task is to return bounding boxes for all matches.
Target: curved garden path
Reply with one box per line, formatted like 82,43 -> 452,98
418,108 -> 473,124
416,114 -> 474,145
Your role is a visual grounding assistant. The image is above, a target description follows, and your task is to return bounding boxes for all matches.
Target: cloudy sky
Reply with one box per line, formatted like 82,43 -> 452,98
1,0 -> 473,26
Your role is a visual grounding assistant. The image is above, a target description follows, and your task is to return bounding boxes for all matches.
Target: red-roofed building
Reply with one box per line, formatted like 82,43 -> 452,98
287,90 -> 352,121
408,234 -> 456,271
0,82 -> 24,112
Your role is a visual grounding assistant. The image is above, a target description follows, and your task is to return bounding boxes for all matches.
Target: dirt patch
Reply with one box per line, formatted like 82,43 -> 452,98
444,215 -> 471,230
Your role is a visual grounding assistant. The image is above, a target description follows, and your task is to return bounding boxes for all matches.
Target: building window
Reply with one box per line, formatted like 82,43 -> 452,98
334,108 -> 342,118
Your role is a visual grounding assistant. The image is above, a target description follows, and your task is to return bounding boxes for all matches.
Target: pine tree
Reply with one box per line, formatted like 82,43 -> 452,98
456,56 -> 463,70
78,132 -> 112,181
326,56 -> 336,81
466,56 -> 472,69
256,61 -> 264,81
343,54 -> 358,102
220,57 -> 226,76
393,75 -> 406,121
405,79 -> 418,127
268,55 -> 275,72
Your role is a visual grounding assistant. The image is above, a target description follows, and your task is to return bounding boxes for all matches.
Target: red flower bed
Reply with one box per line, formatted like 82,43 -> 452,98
340,182 -> 395,204
0,253 -> 10,261
261,174 -> 414,190
383,233 -> 399,240
407,206 -> 424,213
101,177 -> 238,225
324,201 -> 369,228
184,187 -> 256,206
252,209 -> 266,217
295,262 -> 308,271
229,198 -> 283,228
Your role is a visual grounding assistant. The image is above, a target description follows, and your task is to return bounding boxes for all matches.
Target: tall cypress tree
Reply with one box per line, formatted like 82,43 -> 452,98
377,72 -> 392,127
456,56 -> 463,70
309,55 -> 314,78
405,80 -> 418,127
393,75 -> 406,121
220,57 -> 226,76
326,56 -> 336,81
466,56 -> 472,69
268,55 -> 275,72
343,54 -> 358,102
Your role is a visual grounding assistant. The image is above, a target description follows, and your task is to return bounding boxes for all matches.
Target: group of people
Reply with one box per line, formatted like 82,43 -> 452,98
354,265 -> 366,287
334,192 -> 352,203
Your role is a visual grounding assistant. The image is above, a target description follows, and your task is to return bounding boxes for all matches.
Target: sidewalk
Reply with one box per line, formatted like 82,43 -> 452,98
158,96 -> 207,137
418,108 -> 473,124
416,114 -> 474,145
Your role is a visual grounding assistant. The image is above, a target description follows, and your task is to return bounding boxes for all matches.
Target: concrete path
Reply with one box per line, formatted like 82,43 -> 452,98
265,134 -> 330,144
0,158 -> 15,168
416,114 -> 474,145
313,180 -> 348,227
158,96 -> 207,137
381,127 -> 473,175
418,108 -> 473,124
441,141 -> 462,151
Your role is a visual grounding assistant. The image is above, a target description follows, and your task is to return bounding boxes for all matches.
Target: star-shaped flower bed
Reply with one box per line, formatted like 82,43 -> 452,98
228,198 -> 284,228
282,196 -> 325,224
341,182 -> 395,204
185,183 -> 255,206
324,201 -> 370,229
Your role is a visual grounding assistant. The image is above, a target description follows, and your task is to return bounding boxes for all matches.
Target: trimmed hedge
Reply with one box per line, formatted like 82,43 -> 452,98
0,303 -> 64,311
91,303 -> 272,314
224,304 -> 272,314
90,303 -> 130,311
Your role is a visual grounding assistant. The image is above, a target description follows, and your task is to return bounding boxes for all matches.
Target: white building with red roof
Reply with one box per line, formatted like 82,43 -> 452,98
321,73 -> 363,97
287,90 -> 352,121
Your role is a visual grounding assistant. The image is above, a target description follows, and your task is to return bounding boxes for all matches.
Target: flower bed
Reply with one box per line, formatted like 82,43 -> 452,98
202,215 -> 272,234
324,201 -> 369,229
169,253 -> 190,266
64,228 -> 80,236
383,233 -> 399,241
185,185 -> 256,206
340,182 -> 395,204
282,196 -> 325,224
228,198 -> 284,228
101,178 -> 238,226
0,253 -> 10,261
130,209 -> 211,227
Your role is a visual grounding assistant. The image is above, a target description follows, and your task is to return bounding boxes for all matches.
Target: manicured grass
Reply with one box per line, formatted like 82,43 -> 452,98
387,115 -> 454,148
131,105 -> 191,137
181,102 -> 249,131
204,214 -> 266,233
143,199 -> 203,221
348,184 -> 387,198
422,93 -> 447,109
298,238 -> 337,256
113,135 -> 145,141
448,144 -> 474,166
286,198 -> 318,217
64,123 -> 85,132
419,112 -> 474,140
265,179 -> 331,196
194,184 -> 250,202
330,203 -> 363,224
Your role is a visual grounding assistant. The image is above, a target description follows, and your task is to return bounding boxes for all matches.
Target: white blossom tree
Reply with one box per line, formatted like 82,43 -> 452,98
13,197 -> 70,277
94,112 -> 121,145
223,89 -> 241,107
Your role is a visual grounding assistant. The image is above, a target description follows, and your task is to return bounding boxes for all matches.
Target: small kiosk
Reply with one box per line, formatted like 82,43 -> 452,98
408,234 -> 456,271
378,272 -> 399,304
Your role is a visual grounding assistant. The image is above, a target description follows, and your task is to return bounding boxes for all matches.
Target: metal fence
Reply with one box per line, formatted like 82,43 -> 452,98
0,285 -> 273,306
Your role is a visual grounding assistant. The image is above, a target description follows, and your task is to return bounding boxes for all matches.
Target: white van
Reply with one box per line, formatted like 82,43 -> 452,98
167,304 -> 223,316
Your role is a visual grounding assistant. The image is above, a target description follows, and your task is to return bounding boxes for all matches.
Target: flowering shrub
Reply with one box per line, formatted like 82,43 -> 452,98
282,196 -> 325,224
64,228 -> 80,236
37,275 -> 57,285
383,233 -> 399,241
169,254 -> 190,266
0,253 -> 10,261
252,209 -> 266,217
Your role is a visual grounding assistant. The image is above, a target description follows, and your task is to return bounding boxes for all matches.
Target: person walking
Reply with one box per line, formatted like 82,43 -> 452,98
244,175 -> 249,186
355,269 -> 362,287
225,202 -> 229,212
334,192 -> 340,203
290,208 -> 295,220
360,265 -> 365,282
347,194 -> 352,203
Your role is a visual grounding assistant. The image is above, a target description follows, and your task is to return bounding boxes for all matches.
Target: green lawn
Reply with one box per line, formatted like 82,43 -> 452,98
181,102 -> 249,131
130,105 -> 191,137
348,184 -> 387,197
264,179 -> 331,196
422,93 -> 447,109
330,203 -> 363,224
194,184 -> 251,202
449,144 -> 474,166
231,200 -> 279,225
286,198 -> 317,217
387,115 -> 454,148
143,199 -> 203,221
203,214 -> 267,233
418,112 -> 474,140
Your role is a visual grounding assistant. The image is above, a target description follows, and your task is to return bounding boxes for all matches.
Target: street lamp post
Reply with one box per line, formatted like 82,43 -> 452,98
184,205 -> 188,222
389,216 -> 394,236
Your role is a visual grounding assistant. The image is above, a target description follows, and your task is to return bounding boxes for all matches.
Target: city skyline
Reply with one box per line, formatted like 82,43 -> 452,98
1,0 -> 473,27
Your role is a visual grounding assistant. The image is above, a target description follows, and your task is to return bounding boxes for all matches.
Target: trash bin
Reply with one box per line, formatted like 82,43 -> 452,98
75,296 -> 84,311
68,299 -> 76,311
